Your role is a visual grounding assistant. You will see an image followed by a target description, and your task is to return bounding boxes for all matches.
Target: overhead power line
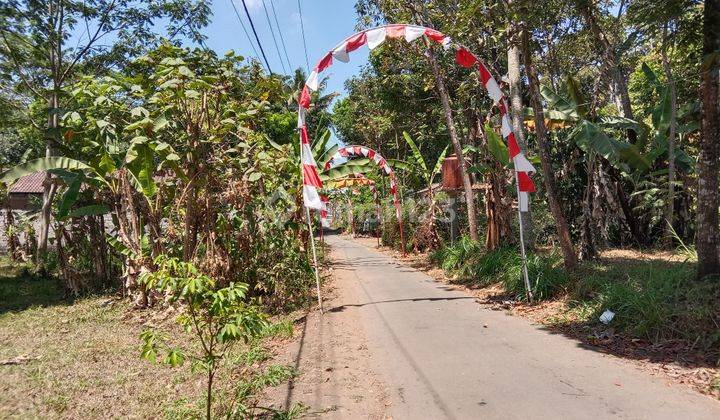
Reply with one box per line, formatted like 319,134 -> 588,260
269,0 -> 293,71
261,0 -> 288,74
228,0 -> 262,66
240,0 -> 273,74
296,0 -> 310,72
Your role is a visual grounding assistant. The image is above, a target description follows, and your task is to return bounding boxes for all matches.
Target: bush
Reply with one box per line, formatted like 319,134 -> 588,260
579,262 -> 720,350
502,252 -> 570,300
430,235 -> 483,275
432,240 -> 569,300
246,228 -> 316,313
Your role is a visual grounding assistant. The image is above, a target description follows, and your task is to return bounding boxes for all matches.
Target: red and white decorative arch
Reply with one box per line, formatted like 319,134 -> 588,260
324,145 -> 405,251
299,24 -> 537,295
298,24 -> 536,214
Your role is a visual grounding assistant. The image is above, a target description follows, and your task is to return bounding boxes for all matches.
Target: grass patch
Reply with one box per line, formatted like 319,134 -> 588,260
431,242 -> 720,354
0,258 -> 301,418
0,257 -> 65,313
572,257 -> 720,352
433,239 -> 570,299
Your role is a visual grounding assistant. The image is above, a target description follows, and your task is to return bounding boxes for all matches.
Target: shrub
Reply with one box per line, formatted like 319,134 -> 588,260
139,256 -> 268,420
585,263 -> 720,350
433,241 -> 569,300
502,252 -> 570,300
430,236 -> 483,274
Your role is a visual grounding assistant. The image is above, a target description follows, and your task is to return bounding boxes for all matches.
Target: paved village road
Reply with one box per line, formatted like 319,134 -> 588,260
310,233 -> 720,420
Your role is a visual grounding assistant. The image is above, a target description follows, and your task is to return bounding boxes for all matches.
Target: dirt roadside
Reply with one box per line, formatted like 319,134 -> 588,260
260,245 -> 391,418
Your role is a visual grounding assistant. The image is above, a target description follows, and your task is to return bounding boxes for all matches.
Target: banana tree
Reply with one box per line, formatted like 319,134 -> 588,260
390,131 -> 449,193
628,63 -> 697,240
388,131 -> 448,249
0,134 -> 180,300
534,76 -> 651,252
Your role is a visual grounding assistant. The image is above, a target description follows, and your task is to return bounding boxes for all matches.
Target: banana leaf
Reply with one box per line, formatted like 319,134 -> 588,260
387,159 -> 412,171
312,128 -> 332,157
67,204 -> 110,218
429,145 -> 450,183
540,86 -> 580,121
0,157 -> 92,185
57,173 -> 84,219
126,142 -> 157,197
570,121 -> 650,173
566,76 -> 588,118
485,124 -> 509,166
320,159 -> 372,182
402,131 -> 428,174
319,143 -> 339,167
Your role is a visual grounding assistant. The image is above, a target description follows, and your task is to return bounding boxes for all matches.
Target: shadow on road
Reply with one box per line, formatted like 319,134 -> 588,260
327,296 -> 475,313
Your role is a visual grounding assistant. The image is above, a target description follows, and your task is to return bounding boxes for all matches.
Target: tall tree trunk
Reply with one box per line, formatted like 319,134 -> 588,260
576,1 -> 647,246
425,43 -> 479,242
579,155 -> 598,259
696,0 -> 720,279
661,25 -> 678,247
577,0 -> 637,143
38,0 -> 63,266
507,38 -> 534,247
522,31 -> 578,270
37,91 -> 59,266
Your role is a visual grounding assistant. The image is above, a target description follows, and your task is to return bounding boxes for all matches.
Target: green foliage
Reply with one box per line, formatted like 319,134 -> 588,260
575,260 -> 720,350
0,157 -> 91,185
242,224 -> 317,312
139,255 -> 267,419
430,235 -> 483,276
433,241 -> 570,300
502,253 -> 570,301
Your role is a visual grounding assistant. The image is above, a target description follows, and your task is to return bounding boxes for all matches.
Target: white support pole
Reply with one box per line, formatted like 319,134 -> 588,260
513,171 -> 534,302
305,205 -> 324,314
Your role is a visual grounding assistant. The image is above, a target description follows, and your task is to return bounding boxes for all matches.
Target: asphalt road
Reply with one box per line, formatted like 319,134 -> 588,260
325,233 -> 720,420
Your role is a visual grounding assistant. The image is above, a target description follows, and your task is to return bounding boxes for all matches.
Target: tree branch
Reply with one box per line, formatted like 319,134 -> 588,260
58,0 -> 117,85
0,31 -> 45,99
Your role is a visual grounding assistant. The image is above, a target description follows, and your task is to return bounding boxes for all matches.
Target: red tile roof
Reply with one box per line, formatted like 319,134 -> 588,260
9,172 -> 45,194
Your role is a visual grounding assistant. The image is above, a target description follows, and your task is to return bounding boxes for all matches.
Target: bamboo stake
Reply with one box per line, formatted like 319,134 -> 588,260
305,205 -> 324,314
513,171 -> 533,302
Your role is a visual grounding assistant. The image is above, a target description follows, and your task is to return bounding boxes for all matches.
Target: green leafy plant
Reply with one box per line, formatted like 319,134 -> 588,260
430,235 -> 483,276
139,255 -> 267,420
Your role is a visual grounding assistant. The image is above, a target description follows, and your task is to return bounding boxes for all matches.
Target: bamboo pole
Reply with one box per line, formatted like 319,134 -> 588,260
305,206 -> 324,313
513,171 -> 533,302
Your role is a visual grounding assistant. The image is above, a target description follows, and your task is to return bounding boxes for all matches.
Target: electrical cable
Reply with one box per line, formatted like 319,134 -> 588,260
296,0 -> 310,72
228,0 -> 263,67
261,0 -> 288,74
240,0 -> 273,74
269,0 -> 294,71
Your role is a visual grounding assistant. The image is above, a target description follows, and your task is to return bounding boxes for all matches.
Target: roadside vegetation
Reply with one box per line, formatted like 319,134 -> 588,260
429,239 -> 720,356
328,0 -> 719,395
1,0 -> 719,415
0,257 -> 305,418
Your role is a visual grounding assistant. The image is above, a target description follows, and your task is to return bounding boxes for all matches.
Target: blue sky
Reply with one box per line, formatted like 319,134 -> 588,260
205,0 -> 370,101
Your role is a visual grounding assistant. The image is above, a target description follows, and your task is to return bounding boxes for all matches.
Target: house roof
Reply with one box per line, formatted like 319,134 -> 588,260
9,172 -> 45,194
